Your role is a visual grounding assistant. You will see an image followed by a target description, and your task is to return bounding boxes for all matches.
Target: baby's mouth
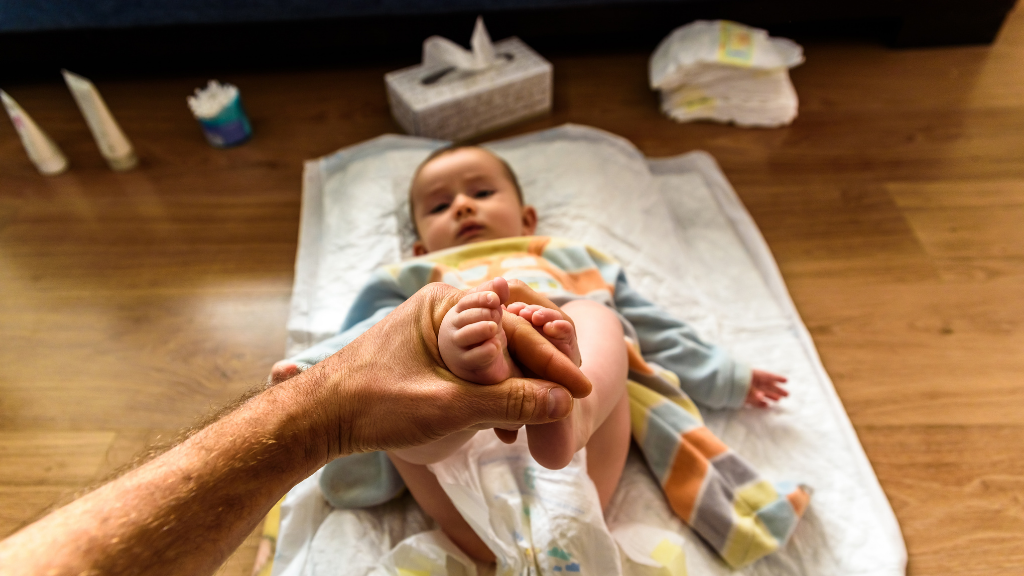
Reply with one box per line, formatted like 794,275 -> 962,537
457,222 -> 484,239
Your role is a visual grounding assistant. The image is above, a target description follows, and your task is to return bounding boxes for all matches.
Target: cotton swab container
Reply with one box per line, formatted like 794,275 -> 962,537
187,81 -> 252,148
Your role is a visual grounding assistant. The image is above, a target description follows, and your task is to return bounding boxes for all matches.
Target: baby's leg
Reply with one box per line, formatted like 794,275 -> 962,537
516,300 -> 630,501
393,298 -> 629,562
388,454 -> 496,562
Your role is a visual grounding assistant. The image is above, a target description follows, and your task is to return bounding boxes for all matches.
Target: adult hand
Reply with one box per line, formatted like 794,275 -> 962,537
0,279 -> 590,576
301,276 -> 592,460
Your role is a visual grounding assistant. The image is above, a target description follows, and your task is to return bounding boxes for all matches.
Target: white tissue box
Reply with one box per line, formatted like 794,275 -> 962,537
385,37 -> 552,142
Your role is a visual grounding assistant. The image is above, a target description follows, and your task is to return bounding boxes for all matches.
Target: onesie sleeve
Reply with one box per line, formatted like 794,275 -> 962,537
286,268 -> 408,369
286,305 -> 398,369
613,271 -> 751,410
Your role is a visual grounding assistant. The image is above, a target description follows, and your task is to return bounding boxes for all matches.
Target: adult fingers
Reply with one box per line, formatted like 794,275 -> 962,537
330,281 -> 585,453
502,310 -> 591,399
494,429 -> 519,444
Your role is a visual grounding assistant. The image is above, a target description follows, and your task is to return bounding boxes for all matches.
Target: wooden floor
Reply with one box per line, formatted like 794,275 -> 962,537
2,5 -> 1023,575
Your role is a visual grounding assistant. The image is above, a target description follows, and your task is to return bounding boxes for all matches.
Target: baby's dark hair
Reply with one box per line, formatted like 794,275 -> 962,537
408,145 -> 523,236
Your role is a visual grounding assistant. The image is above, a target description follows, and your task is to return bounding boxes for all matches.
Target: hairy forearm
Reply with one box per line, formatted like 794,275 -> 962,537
0,373 -> 332,576
0,280 -> 590,576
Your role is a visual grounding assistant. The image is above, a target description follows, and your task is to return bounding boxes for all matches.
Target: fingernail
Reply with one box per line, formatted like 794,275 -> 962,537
547,387 -> 571,419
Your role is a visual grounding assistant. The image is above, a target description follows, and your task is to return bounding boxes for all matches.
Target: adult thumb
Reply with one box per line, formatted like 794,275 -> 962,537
459,377 -> 574,430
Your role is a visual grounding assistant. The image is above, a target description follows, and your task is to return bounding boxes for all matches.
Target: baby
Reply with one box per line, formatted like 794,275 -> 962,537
272,145 -> 791,563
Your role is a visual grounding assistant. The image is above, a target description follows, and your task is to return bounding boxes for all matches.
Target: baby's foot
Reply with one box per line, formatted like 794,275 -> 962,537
506,302 -> 580,367
439,293 -> 579,385
439,289 -> 515,385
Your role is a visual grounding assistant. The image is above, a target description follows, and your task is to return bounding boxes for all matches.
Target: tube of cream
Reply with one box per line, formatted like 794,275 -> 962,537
62,69 -> 138,171
1,89 -> 69,175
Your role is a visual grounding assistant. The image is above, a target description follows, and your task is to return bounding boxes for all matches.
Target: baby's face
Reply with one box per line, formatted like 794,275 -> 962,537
411,148 -> 536,255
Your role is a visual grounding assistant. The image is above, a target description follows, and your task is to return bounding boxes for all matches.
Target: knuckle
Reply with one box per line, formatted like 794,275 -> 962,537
504,379 -> 534,421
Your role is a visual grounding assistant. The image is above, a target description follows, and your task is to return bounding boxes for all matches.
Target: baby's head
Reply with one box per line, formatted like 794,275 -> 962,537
409,145 -> 537,256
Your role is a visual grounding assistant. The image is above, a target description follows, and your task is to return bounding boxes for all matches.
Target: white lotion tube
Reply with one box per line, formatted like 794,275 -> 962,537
62,69 -> 138,171
1,89 -> 69,175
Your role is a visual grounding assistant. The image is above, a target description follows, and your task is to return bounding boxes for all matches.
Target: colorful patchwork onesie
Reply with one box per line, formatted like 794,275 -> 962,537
289,236 -> 810,568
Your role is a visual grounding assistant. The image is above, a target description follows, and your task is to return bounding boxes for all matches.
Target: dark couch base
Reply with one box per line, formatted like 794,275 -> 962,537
1,0 -> 1016,83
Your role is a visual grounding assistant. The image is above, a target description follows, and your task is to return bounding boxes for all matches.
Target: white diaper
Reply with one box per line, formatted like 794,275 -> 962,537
381,431 -> 691,576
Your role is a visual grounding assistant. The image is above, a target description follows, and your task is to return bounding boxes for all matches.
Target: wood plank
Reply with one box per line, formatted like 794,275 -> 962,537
0,3 -> 1023,574
792,276 -> 1024,426
739,182 -> 940,281
0,486 -> 79,539
0,293 -> 287,430
0,431 -> 114,485
861,426 -> 1024,576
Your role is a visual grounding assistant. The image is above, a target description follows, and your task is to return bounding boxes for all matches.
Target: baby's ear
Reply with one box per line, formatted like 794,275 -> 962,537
521,205 -> 538,235
413,240 -> 429,256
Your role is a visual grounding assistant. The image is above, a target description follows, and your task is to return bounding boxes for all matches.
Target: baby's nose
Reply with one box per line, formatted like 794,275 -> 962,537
455,196 -> 477,217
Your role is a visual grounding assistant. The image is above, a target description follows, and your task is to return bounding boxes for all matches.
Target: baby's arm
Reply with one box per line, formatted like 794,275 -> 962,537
613,271 -> 789,409
268,306 -> 401,385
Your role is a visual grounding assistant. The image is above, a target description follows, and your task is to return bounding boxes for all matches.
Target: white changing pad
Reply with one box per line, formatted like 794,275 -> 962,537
274,124 -> 906,576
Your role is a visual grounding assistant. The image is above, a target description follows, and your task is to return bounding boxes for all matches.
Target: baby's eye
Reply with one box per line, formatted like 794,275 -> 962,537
474,189 -> 496,199
428,202 -> 450,214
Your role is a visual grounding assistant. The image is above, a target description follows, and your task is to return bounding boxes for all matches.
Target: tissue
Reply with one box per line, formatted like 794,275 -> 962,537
385,17 -> 552,141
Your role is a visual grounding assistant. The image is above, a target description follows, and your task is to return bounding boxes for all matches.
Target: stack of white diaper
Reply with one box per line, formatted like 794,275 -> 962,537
650,20 -> 804,127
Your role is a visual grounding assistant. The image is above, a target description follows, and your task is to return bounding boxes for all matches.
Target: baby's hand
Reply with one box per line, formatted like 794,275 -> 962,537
745,369 -> 788,408
269,361 -> 301,386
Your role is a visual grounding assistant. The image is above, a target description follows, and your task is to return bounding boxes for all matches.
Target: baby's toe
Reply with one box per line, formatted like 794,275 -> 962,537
543,319 -> 575,341
515,304 -> 545,323
542,320 -> 577,358
454,290 -> 502,314
452,321 -> 500,348
452,305 -> 501,329
530,307 -> 563,327
459,338 -> 503,369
